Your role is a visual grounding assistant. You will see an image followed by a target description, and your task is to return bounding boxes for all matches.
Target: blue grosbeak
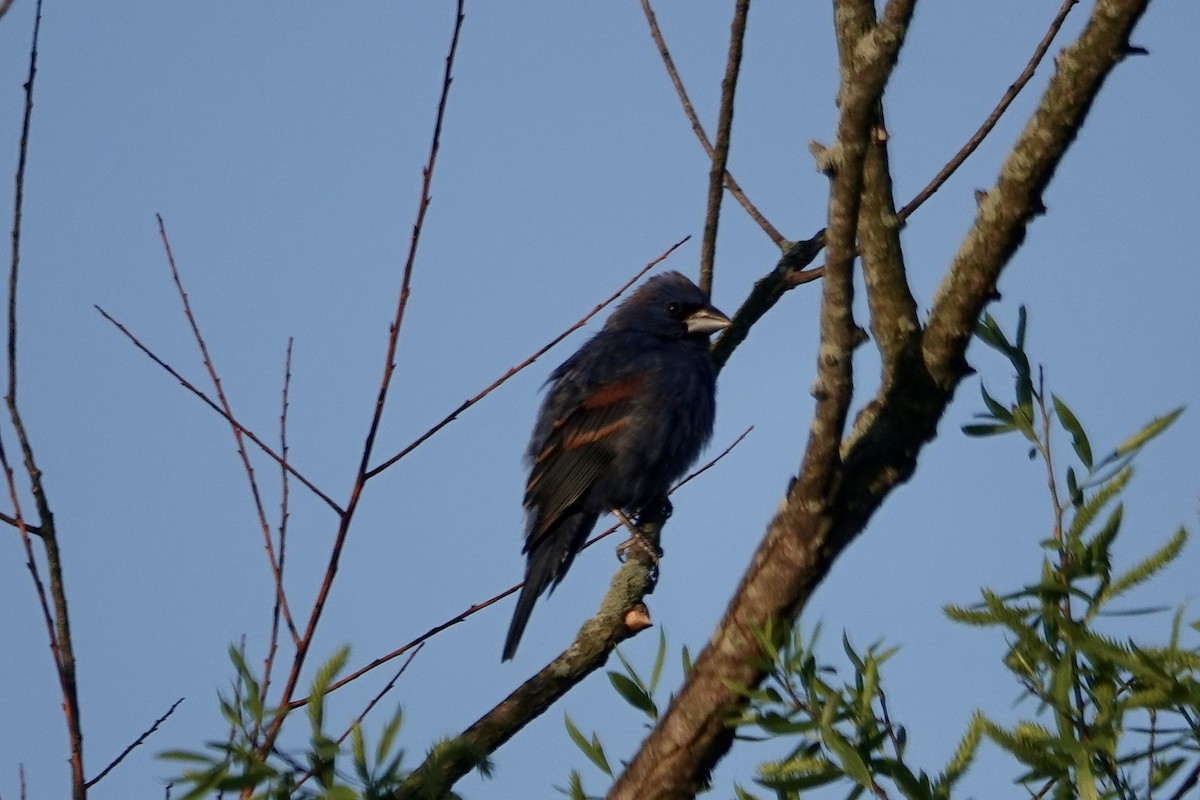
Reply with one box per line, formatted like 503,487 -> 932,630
503,271 -> 731,660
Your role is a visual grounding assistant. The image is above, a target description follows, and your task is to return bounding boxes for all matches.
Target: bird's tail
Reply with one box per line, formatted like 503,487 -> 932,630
502,577 -> 543,662
502,512 -> 595,661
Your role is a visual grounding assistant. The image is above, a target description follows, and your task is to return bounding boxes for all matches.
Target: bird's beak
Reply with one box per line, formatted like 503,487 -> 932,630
685,305 -> 732,336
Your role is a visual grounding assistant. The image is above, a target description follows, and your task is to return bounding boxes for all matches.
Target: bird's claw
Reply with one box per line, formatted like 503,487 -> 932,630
616,530 -> 662,567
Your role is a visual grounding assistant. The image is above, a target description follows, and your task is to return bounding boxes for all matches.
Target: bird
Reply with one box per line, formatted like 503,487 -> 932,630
503,271 -> 731,661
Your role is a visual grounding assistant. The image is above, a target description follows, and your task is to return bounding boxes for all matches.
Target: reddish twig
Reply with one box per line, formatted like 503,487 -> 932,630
261,337 -> 295,708
261,0 -> 468,754
157,215 -> 299,646
85,697 -> 184,788
95,306 -> 343,514
640,0 -> 785,248
699,0 -> 751,294
291,425 -> 752,706
366,235 -> 690,479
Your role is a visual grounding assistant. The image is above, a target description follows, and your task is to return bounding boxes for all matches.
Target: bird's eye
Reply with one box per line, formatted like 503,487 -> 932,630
666,301 -> 682,317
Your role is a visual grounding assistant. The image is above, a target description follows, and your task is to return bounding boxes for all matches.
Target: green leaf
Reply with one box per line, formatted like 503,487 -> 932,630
1114,407 -> 1184,458
564,715 -> 612,777
1066,467 -> 1081,508
974,314 -> 1008,353
1066,467 -> 1131,543
563,769 -> 587,800
1052,395 -> 1092,468
608,672 -> 658,719
821,726 -> 874,788
980,383 -> 1013,422
350,723 -> 366,773
938,711 -> 984,788
1012,403 -> 1037,442
307,646 -> 350,733
842,633 -> 865,674
962,422 -> 1016,437
159,750 -> 219,764
649,629 -> 667,694
1098,527 -> 1188,607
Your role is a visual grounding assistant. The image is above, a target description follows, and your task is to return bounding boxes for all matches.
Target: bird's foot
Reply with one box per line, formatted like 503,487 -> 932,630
613,496 -> 672,580
616,529 -> 662,567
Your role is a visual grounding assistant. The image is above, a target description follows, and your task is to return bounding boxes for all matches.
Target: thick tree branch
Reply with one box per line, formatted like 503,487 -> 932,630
860,125 -> 919,375
607,0 -> 1159,796
395,504 -> 670,799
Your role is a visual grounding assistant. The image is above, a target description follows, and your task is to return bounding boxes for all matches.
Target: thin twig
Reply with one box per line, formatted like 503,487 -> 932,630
699,0 -> 751,294
366,235 -> 690,479
289,645 -> 425,793
261,337 -> 294,709
261,0 -> 468,755
292,426 -> 752,707
1166,760 -> 1200,800
95,306 -> 343,514
1147,708 -> 1157,800
0,509 -> 40,533
896,0 -> 1078,222
640,0 -> 784,247
340,644 -> 423,745
157,216 -> 299,646
85,698 -> 184,788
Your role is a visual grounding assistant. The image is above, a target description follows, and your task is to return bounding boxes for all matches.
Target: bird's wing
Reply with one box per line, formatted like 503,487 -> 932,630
523,371 -> 646,549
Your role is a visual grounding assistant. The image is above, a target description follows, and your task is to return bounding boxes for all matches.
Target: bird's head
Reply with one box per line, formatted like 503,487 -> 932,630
605,271 -> 731,341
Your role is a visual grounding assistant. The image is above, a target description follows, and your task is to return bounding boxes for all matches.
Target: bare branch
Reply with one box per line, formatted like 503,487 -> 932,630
896,0 -> 1079,222
0,508 -> 40,533
157,215 -> 299,646
609,1 -> 1150,796
699,0 -> 750,295
710,232 -> 826,372
397,505 -> 668,800
85,698 -> 184,789
923,0 -> 1148,387
292,426 -> 752,708
6,3 -> 86,796
640,0 -> 785,247
95,306 -> 343,514
258,0 -> 468,757
261,337 -> 295,709
366,235 -> 690,479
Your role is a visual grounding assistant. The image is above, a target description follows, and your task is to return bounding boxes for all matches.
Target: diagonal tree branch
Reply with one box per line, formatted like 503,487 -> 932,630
366,236 -> 689,479
895,0 -> 1080,223
607,1 -> 1150,796
258,0 -> 468,757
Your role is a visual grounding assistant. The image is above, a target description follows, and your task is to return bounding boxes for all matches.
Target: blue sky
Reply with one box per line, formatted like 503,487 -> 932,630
1,3 -> 1197,798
